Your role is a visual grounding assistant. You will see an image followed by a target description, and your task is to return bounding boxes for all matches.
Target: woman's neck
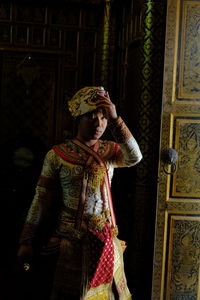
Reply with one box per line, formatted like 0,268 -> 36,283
75,135 -> 98,147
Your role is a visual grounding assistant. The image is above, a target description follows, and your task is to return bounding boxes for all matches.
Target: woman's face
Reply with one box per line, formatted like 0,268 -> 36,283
76,108 -> 108,142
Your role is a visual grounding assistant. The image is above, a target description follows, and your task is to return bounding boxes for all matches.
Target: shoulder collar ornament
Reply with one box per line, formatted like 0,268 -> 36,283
52,139 -> 118,165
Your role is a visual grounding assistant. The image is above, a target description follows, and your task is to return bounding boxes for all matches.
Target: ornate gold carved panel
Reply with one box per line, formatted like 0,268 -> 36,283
152,0 -> 200,299
165,213 -> 200,300
178,1 -> 200,99
173,117 -> 200,198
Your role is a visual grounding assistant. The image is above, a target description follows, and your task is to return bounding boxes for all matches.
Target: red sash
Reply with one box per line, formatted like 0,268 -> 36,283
71,139 -> 116,290
72,138 -> 116,228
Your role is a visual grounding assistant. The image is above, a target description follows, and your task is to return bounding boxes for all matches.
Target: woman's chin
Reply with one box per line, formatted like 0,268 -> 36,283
92,133 -> 103,140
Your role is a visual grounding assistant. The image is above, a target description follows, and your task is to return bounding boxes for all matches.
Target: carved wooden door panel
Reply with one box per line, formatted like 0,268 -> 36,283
152,1 -> 200,299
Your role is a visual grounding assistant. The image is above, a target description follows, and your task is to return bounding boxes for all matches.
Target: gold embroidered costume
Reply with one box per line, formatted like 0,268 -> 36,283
19,86 -> 142,300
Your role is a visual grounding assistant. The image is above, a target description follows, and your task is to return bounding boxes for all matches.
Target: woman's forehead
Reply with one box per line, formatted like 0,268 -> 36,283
86,107 -> 106,116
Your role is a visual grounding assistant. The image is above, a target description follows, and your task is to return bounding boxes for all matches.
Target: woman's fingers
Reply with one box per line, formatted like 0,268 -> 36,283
96,91 -> 118,119
95,100 -> 117,119
97,90 -> 110,100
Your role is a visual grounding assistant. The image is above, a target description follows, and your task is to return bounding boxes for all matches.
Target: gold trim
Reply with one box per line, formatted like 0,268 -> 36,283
166,210 -> 200,214
160,210 -> 169,299
172,0 -> 180,103
168,197 -> 200,203
165,113 -> 174,201
198,266 -> 200,300
166,211 -> 174,300
178,0 -> 187,99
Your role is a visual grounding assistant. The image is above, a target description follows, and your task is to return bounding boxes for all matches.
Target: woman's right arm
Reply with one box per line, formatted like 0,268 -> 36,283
17,149 -> 61,260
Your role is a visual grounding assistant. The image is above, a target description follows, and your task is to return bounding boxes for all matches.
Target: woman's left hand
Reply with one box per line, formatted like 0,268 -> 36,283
96,91 -> 118,121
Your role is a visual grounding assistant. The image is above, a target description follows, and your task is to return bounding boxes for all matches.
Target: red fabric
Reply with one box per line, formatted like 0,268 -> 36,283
89,223 -> 114,288
52,145 -> 84,165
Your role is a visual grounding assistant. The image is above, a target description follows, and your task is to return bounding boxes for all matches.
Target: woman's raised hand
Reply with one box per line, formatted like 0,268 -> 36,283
96,90 -> 118,121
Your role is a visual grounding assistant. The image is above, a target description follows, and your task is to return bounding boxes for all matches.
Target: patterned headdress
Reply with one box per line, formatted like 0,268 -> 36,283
68,86 -> 105,117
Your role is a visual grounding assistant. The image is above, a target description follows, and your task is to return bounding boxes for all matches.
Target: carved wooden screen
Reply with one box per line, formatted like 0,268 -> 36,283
0,2 -> 104,146
152,0 -> 200,299
0,52 -> 57,149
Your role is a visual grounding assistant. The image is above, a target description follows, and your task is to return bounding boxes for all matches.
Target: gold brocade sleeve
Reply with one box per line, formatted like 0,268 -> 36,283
19,150 -> 61,245
108,117 -> 143,168
108,117 -> 133,143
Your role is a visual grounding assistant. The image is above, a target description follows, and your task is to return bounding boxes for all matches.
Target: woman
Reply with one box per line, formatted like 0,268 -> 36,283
17,86 -> 142,300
